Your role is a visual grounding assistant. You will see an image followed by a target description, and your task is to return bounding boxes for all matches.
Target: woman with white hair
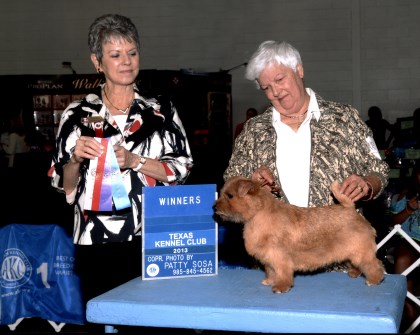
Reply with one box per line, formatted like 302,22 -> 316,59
224,41 -> 390,270
226,40 -> 389,206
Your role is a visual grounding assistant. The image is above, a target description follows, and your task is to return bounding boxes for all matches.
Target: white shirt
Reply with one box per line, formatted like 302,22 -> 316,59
273,88 -> 320,207
113,114 -> 128,133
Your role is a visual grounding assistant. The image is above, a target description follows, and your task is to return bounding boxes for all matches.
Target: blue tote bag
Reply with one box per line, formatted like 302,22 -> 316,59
0,224 -> 84,325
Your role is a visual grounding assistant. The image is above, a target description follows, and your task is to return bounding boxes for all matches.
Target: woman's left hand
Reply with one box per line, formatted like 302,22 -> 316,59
113,145 -> 137,170
340,174 -> 372,202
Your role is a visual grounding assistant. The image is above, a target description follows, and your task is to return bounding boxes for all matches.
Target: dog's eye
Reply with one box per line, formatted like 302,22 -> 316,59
226,192 -> 233,199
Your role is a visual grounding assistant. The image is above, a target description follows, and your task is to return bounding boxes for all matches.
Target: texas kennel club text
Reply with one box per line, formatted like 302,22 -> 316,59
154,232 -> 207,247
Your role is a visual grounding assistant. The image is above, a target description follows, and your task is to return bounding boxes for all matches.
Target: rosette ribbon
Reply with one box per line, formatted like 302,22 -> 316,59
84,138 -> 131,211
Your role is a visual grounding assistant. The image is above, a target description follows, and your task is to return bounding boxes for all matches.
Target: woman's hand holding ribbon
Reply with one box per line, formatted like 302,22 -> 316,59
113,145 -> 138,170
72,136 -> 104,163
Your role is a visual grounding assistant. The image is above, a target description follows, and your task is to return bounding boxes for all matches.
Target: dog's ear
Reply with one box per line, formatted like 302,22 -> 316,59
237,179 -> 258,197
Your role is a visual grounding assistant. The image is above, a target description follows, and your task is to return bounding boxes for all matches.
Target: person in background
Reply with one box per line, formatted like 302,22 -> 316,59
25,127 -> 49,152
234,107 -> 258,139
49,14 -> 193,310
0,120 -> 10,172
362,105 -> 395,239
393,107 -> 420,148
223,40 -> 390,270
1,118 -> 29,168
390,164 -> 420,329
365,105 -> 394,150
411,107 -> 420,148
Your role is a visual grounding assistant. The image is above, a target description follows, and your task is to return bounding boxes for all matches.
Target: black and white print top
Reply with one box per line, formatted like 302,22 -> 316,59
49,84 -> 193,245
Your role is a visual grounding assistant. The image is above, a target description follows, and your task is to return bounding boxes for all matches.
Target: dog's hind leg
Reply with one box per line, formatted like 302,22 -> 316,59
346,261 -> 362,278
361,258 -> 385,286
349,252 -> 385,285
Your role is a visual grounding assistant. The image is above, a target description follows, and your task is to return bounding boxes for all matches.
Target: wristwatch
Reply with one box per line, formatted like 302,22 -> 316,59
133,155 -> 147,172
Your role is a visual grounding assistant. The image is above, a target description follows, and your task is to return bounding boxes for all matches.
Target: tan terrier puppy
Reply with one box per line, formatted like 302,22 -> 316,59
214,176 -> 385,293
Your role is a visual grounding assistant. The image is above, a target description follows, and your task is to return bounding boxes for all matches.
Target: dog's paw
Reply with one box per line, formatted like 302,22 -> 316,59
365,279 -> 383,286
271,284 -> 292,293
365,274 -> 384,286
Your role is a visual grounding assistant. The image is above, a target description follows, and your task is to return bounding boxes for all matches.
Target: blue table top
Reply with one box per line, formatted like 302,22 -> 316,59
87,268 -> 406,333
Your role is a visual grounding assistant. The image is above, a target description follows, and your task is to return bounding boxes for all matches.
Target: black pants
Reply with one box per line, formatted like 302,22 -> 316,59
74,237 -> 142,312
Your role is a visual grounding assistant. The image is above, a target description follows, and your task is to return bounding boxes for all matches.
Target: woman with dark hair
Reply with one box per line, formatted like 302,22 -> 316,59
365,105 -> 394,150
390,163 -> 420,328
49,14 -> 193,308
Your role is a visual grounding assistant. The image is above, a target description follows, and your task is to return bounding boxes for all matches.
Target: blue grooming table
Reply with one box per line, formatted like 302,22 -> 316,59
86,268 -> 406,333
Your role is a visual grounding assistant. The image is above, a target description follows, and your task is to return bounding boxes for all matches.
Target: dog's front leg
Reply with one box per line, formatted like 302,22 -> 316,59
262,265 -> 276,286
265,259 -> 294,293
271,266 -> 294,293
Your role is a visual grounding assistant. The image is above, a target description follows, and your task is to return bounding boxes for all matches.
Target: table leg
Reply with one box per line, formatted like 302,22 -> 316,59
105,325 -> 116,333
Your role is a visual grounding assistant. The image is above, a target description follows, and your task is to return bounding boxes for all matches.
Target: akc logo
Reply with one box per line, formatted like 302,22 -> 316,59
1,248 -> 32,288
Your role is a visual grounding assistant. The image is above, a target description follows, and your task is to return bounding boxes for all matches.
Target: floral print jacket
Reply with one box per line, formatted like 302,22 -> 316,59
224,92 -> 390,207
49,84 -> 193,245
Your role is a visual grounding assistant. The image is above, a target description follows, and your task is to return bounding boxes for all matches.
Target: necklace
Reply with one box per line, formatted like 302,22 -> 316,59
103,88 -> 134,114
279,110 -> 308,120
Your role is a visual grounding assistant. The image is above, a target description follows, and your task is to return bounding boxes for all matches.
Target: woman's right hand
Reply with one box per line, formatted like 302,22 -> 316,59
71,136 -> 104,163
251,166 -> 280,192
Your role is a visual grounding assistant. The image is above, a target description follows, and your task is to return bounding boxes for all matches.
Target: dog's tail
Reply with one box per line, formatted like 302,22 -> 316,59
330,180 -> 355,208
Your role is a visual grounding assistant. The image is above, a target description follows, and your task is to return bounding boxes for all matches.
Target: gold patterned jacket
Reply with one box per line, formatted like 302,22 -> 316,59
224,93 -> 390,207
